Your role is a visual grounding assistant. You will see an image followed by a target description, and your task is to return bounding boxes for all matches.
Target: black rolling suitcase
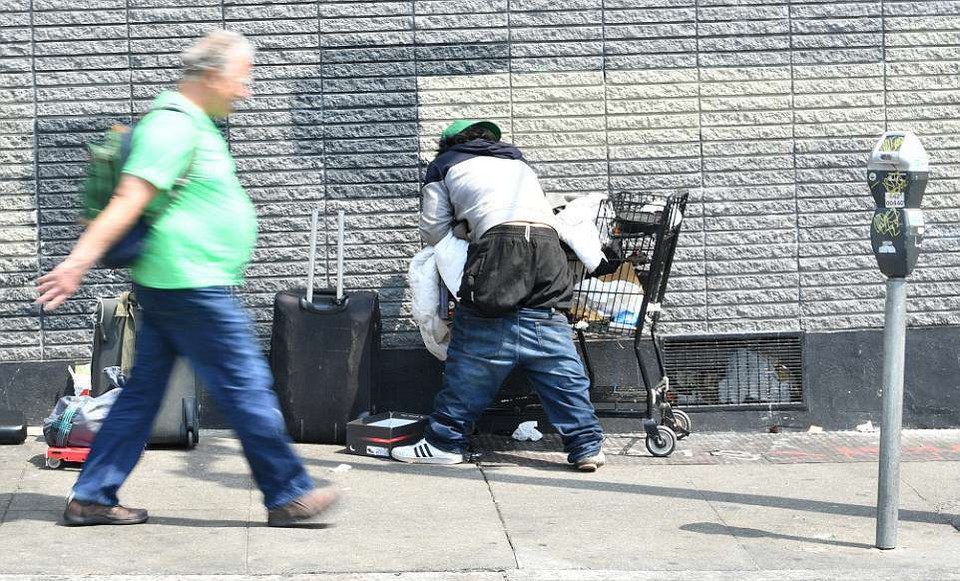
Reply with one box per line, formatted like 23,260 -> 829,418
90,293 -> 200,448
270,208 -> 381,444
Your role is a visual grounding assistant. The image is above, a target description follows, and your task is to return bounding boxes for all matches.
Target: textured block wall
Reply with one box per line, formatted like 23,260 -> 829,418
1,0 -> 959,363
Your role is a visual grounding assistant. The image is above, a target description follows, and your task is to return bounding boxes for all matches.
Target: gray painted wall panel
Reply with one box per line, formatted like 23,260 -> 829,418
1,0 -> 958,362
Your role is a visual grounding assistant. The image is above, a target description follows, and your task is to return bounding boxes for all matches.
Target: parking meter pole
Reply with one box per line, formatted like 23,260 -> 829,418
876,277 -> 907,550
866,131 -> 928,551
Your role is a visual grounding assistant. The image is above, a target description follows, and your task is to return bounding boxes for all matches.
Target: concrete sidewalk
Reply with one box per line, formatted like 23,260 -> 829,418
1,430 -> 960,580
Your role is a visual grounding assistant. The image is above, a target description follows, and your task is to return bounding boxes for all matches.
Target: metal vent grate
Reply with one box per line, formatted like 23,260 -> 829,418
662,333 -> 804,409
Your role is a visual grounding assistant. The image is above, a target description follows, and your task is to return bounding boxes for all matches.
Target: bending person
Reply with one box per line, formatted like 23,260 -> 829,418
392,120 -> 606,471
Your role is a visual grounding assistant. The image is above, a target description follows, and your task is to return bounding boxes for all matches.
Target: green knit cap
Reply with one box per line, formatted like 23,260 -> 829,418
441,119 -> 502,141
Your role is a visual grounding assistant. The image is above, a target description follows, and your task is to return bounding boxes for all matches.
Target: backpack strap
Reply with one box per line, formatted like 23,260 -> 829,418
149,104 -> 199,190
117,291 -> 138,379
132,104 -> 201,225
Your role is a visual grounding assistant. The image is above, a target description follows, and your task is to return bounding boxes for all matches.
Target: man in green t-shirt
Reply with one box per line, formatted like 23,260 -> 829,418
36,30 -> 336,528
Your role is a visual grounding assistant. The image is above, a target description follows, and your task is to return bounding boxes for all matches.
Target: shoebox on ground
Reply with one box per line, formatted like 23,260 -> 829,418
345,412 -> 427,458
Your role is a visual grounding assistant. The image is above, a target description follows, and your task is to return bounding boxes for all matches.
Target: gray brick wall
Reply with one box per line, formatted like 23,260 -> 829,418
1,0 -> 959,362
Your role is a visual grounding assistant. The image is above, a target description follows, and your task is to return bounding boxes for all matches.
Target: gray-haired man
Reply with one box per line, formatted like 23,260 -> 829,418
37,30 -> 337,527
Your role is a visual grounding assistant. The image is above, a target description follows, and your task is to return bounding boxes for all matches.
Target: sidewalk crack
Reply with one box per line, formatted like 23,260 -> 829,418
1,464 -> 28,526
477,462 -> 520,570
243,484 -> 253,573
692,476 -> 761,570
902,475 -> 958,531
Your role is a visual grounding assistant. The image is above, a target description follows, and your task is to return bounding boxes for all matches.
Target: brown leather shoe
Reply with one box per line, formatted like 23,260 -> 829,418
267,486 -> 339,528
62,499 -> 148,526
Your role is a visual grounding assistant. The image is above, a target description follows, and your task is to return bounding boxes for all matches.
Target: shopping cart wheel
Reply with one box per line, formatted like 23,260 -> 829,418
672,410 -> 691,439
645,425 -> 677,457
45,457 -> 61,470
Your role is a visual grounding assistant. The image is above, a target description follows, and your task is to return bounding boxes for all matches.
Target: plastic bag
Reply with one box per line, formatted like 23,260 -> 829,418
408,247 -> 452,361
67,363 -> 92,397
43,388 -> 123,447
574,277 -> 644,322
511,420 -> 543,442
101,365 -> 127,390
555,194 -> 606,273
717,349 -> 792,404
433,231 -> 468,299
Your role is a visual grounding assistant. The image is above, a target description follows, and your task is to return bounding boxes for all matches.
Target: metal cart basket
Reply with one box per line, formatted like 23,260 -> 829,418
567,191 -> 690,457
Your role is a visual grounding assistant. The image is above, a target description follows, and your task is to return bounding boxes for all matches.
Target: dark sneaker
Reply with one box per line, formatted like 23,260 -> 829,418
62,499 -> 148,526
574,451 -> 606,472
267,486 -> 339,528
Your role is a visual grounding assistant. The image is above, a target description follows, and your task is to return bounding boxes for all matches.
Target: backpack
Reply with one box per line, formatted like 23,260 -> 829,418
81,105 -> 196,268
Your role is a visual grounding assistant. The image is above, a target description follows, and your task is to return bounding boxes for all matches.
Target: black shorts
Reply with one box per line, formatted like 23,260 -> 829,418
458,224 -> 572,317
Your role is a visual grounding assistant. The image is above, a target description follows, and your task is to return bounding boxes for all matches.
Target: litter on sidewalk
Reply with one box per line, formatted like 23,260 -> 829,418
511,421 -> 543,442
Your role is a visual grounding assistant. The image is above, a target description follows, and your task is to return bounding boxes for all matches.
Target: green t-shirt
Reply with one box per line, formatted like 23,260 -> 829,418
123,91 -> 257,289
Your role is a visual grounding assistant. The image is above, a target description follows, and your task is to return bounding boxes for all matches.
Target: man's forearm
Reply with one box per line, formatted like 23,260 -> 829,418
68,175 -> 157,269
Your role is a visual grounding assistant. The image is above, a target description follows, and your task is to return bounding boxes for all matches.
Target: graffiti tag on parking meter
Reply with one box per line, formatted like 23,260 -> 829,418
883,171 -> 907,208
880,134 -> 905,152
873,208 -> 902,237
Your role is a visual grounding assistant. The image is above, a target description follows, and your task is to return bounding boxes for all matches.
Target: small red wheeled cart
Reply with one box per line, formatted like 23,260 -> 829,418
45,446 -> 90,469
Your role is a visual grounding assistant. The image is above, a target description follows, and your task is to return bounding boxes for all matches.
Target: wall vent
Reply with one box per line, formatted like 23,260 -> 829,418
661,332 -> 804,410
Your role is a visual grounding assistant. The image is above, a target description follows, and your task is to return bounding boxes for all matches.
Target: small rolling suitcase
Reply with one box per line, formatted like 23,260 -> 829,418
270,208 -> 381,444
147,357 -> 200,447
91,293 -> 200,448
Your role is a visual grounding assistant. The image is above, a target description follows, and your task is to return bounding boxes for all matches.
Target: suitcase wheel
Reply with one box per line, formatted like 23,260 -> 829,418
182,397 -> 199,448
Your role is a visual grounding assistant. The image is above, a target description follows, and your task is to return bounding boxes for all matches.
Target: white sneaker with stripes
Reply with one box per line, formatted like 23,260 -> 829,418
391,438 -> 463,465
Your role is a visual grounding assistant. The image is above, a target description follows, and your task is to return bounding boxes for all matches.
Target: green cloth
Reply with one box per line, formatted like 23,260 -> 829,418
123,91 -> 257,289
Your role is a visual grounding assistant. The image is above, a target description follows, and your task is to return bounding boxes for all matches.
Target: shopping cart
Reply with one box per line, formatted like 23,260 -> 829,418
567,191 -> 690,457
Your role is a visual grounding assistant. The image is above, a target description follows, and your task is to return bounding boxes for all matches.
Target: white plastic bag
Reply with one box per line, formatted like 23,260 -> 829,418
434,231 -> 468,299
717,349 -> 792,404
511,421 -> 543,442
68,363 -> 91,397
408,247 -> 452,361
574,277 -> 644,322
555,194 -> 607,272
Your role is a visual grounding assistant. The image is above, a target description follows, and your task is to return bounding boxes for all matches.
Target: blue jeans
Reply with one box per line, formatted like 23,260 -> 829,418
425,305 -> 604,463
71,285 -> 315,509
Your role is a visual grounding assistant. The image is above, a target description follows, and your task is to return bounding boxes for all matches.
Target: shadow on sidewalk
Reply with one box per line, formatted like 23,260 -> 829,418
155,438 -> 960,529
681,521 -> 876,550
300,450 -> 960,529
9,438 -> 956,531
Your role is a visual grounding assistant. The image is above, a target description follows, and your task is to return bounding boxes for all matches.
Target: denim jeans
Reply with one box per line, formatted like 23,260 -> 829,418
71,285 -> 315,509
425,304 -> 604,463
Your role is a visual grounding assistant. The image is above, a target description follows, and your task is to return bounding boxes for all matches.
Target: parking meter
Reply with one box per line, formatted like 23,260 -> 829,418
868,131 -> 928,550
867,131 -> 928,277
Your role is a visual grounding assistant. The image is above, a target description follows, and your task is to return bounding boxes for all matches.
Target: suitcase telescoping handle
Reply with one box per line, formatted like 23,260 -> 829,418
301,206 -> 349,314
